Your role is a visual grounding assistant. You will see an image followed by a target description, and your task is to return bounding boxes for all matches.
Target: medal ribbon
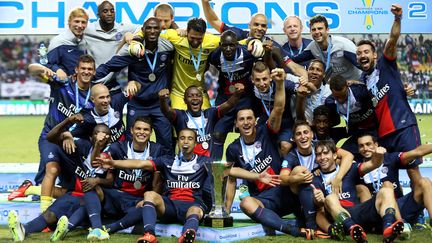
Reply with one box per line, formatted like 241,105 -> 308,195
189,45 -> 203,75
295,148 -> 316,172
186,111 -> 206,139
144,51 -> 158,76
222,50 -> 238,83
129,142 -> 150,180
259,84 -> 273,117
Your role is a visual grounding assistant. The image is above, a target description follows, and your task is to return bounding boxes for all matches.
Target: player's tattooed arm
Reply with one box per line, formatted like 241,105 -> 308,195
219,83 -> 245,116
267,68 -> 286,132
384,4 -> 402,59
158,88 -> 176,122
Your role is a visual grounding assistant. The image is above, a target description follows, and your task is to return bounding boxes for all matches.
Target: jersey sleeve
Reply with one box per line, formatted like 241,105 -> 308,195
394,152 -> 421,169
111,92 -> 129,112
221,24 -> 248,40
283,152 -> 299,171
94,54 -> 135,80
226,143 -> 240,167
159,29 -> 182,44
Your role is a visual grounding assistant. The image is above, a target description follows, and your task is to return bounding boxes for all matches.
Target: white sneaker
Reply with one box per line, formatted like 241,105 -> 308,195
400,222 -> 412,240
8,210 -> 25,241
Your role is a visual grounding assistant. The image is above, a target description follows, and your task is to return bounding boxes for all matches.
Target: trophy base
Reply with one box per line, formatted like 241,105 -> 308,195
203,216 -> 233,228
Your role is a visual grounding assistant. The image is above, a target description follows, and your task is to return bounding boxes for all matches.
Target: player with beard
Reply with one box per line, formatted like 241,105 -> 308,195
94,17 -> 175,153
312,140 -> 405,243
8,55 -> 97,213
226,68 -> 309,239
355,7 -> 425,227
96,128 -> 213,243
291,15 -> 361,81
356,134 -> 432,234
280,120 -> 353,236
208,30 -> 256,160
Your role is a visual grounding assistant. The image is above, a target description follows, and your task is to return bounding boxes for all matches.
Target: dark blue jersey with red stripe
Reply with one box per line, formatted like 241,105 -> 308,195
360,55 -> 417,137
171,107 -> 220,157
209,45 -> 255,100
151,154 -> 209,202
41,79 -> 94,139
325,84 -> 377,135
66,139 -> 109,196
313,163 -> 361,207
226,123 -> 282,196
359,152 -> 421,198
106,140 -> 162,197
71,92 -> 128,142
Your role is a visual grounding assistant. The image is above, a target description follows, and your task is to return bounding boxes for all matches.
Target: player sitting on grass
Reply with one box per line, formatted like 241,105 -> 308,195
96,128 -> 211,243
8,115 -> 112,242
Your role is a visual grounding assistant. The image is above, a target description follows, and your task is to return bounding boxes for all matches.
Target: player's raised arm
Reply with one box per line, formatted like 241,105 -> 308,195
383,4 -> 402,59
158,88 -> 176,122
46,113 -> 84,146
358,146 -> 386,175
267,68 -> 286,132
201,0 -> 223,33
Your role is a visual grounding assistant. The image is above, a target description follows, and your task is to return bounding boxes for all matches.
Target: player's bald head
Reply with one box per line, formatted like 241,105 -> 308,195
91,84 -> 109,97
250,13 -> 267,24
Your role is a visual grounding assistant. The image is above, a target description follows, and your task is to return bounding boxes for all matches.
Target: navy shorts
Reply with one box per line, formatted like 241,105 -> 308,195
277,121 -> 294,143
35,137 -> 64,184
398,192 -> 424,224
379,125 -> 422,165
345,196 -> 381,227
102,188 -> 143,216
48,193 -> 84,219
252,186 -> 299,216
160,197 -> 205,224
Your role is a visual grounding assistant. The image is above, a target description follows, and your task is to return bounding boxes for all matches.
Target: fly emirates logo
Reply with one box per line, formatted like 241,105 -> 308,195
251,155 -> 273,173
167,175 -> 200,189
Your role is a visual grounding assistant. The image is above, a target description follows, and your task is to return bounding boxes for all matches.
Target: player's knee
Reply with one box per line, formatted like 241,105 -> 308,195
42,210 -> 57,225
418,177 -> 432,191
212,132 -> 227,143
239,197 -> 257,215
324,193 -> 339,208
187,206 -> 204,218
377,186 -> 393,199
45,162 -> 60,177
143,191 -> 159,203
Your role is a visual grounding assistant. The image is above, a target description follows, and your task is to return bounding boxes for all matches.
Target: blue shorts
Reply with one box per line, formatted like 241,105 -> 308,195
379,125 -> 422,165
345,196 -> 381,227
48,193 -> 84,219
160,197 -> 205,224
253,186 -> 299,216
398,192 -> 424,224
35,137 -> 64,184
277,121 -> 294,143
102,188 -> 143,216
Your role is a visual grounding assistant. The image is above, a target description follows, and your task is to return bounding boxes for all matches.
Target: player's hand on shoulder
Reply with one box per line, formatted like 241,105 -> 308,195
62,137 -> 76,154
125,80 -> 140,98
158,88 -> 170,99
176,28 -> 187,37
56,69 -> 67,81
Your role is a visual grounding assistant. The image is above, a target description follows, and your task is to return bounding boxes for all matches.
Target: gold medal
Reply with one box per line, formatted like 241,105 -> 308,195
202,141 -> 209,150
229,85 -> 236,93
133,180 -> 142,189
196,73 -> 202,82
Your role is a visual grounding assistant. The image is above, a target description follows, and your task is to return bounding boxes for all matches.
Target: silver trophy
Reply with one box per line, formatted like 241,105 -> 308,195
204,160 -> 233,227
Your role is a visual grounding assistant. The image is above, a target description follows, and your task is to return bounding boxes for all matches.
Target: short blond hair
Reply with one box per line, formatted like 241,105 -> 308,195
68,7 -> 89,24
154,3 -> 174,17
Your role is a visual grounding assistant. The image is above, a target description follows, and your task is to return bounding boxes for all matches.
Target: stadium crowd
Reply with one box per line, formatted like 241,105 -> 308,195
5,1 -> 432,243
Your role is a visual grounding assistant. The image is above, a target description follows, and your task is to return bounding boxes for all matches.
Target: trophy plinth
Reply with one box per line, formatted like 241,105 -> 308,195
204,161 -> 233,228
